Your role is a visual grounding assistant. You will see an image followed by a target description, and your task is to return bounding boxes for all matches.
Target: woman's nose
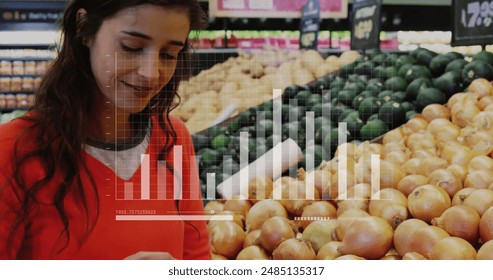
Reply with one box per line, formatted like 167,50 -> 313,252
137,52 -> 160,81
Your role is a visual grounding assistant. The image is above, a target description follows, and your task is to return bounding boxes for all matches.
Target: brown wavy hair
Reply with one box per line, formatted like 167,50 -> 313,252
8,0 -> 207,258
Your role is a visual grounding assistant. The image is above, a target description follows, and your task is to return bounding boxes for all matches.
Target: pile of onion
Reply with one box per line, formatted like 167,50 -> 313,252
272,239 -> 316,260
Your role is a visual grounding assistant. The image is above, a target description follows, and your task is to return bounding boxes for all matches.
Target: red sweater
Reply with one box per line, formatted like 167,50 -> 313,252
0,115 -> 211,260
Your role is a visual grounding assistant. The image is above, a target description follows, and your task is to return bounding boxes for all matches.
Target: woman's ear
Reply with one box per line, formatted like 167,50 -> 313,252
76,8 -> 90,46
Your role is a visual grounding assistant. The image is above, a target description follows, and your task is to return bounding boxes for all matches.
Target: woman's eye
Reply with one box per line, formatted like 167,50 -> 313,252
120,43 -> 141,52
160,52 -> 178,60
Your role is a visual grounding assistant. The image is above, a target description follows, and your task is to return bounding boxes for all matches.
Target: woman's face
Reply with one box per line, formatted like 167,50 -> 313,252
85,5 -> 190,114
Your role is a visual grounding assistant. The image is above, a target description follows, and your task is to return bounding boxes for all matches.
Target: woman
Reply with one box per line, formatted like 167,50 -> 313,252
0,0 -> 211,260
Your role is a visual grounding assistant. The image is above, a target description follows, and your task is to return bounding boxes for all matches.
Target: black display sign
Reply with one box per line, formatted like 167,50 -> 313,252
350,0 -> 382,51
0,1 -> 65,31
299,0 -> 321,50
452,0 -> 493,46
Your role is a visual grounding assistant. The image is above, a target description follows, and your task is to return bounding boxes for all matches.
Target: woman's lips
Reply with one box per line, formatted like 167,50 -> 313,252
121,81 -> 154,97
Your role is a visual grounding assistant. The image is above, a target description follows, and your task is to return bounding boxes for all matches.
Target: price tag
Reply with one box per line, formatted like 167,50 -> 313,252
350,0 -> 382,51
452,0 -> 493,46
299,0 -> 321,50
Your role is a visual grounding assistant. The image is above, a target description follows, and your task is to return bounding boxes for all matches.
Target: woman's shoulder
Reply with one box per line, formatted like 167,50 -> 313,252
0,116 -> 35,143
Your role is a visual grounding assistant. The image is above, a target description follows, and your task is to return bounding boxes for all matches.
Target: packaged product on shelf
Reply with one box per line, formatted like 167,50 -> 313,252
0,77 -> 10,91
0,61 -> 12,75
12,61 -> 24,75
33,77 -> 42,90
0,94 -> 6,108
15,93 -> 29,108
36,61 -> 48,75
5,94 -> 16,108
22,77 -> 34,91
27,94 -> 35,107
24,61 -> 36,75
10,77 -> 21,91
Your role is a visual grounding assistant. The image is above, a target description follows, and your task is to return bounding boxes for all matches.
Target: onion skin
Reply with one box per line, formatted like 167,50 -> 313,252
335,209 -> 370,241
223,199 -> 252,218
236,245 -> 270,260
257,216 -> 296,253
339,216 -> 394,260
451,188 -> 476,206
406,226 -> 450,257
211,253 -> 228,260
480,206 -> 493,243
317,241 -> 343,260
248,176 -> 273,204
397,175 -> 429,197
245,200 -> 288,232
334,254 -> 365,260
407,184 -> 451,223
428,237 -> 477,260
210,221 -> 246,259
402,252 -> 428,260
463,189 -> 493,216
428,169 -> 463,197
300,201 -> 337,229
243,230 -> 261,248
208,211 -> 244,231
302,220 -> 337,253
431,205 -> 480,244
393,219 -> 428,256
477,240 -> 493,260
272,239 -> 316,260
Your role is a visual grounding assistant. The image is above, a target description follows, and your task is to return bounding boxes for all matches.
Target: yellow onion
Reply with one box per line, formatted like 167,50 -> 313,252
415,157 -> 449,177
328,156 -> 356,174
334,142 -> 358,159
338,216 -> 393,260
272,238 -> 316,260
412,149 -> 437,159
257,216 -> 296,253
329,169 -> 356,199
382,128 -> 405,145
236,245 -> 270,260
471,111 -> 493,133
393,218 -> 428,256
369,189 -> 408,228
480,206 -> 493,242
210,221 -> 246,259
300,201 -> 337,229
447,164 -> 468,182
317,241 -> 343,260
407,184 -> 451,223
380,255 -> 401,260
405,131 -> 436,152
402,158 -> 422,175
272,179 -> 320,216
379,160 -> 406,189
335,209 -> 370,241
402,252 -> 428,260
223,198 -> 252,218
245,200 -> 288,232
462,130 -> 493,156
406,226 -> 450,257
204,200 -> 224,215
447,92 -> 466,109
451,102 -> 481,128
302,219 -> 338,253
468,78 -> 493,98
334,254 -> 365,260
428,168 -> 463,197
451,188 -> 476,206
427,118 -> 455,135
345,183 -> 372,200
463,189 -> 493,215
431,204 -> 480,244
464,170 -> 493,189
397,174 -> 429,197
336,199 -> 369,217
382,142 -> 409,156
477,240 -> 493,260
428,237 -> 477,260
211,253 -> 228,260
478,95 -> 493,110
243,229 -> 261,248
248,176 -> 274,204
403,116 -> 429,135
421,104 -> 450,122
207,211 -> 244,231
301,169 -> 331,199
439,142 -> 473,166
468,155 -> 493,171
384,151 -> 410,165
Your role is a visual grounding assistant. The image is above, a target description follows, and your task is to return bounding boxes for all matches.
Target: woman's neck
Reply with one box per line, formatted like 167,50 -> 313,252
88,97 -> 135,143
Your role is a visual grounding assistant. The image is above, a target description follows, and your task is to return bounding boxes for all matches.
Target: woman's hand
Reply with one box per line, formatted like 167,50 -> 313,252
124,251 -> 176,260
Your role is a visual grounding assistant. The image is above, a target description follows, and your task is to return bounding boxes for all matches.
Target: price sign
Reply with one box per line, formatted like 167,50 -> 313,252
452,0 -> 493,46
300,0 -> 321,50
350,0 -> 382,50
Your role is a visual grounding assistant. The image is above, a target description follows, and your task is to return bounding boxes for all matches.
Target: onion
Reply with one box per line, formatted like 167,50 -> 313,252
382,128 -> 405,145
480,206 -> 493,242
380,255 -> 402,260
415,157 -> 449,177
379,160 -> 406,189
245,200 -> 288,232
402,252 -> 428,260
257,216 -> 296,253
382,142 -> 409,156
384,151 -> 410,165
464,170 -> 493,189
468,155 -> 493,171
428,168 -> 463,197
402,158 -> 422,175
411,149 -> 437,159
447,164 -> 468,182
477,240 -> 493,260
334,254 -> 365,260
317,241 -> 343,260
336,200 -> 369,217
468,78 -> 493,98
428,237 -> 477,260
204,200 -> 224,215
272,238 -> 316,260
406,131 -> 436,152
272,179 -> 320,216
451,188 -> 475,206
427,118 -> 456,136
462,130 -> 493,156
329,156 -> 356,174
335,209 -> 370,241
421,104 -> 450,122
431,205 -> 480,244
369,189 -> 408,228
393,218 -> 428,256
211,253 -> 228,260
439,143 -> 473,166
471,111 -> 493,133
463,189 -> 493,215
302,220 -> 338,253
406,226 -> 450,257
451,102 -> 481,128
207,211 -> 244,231
329,169 -> 356,199
334,142 -> 358,159
236,245 -> 270,260
338,216 -> 393,260
447,92 -> 466,109
301,169 -> 331,199
300,201 -> 337,229
248,176 -> 274,204
243,229 -> 261,248
408,184 -> 451,223
397,174 -> 429,197
345,183 -> 372,200
478,95 -> 493,110
223,198 -> 252,218
403,116 -> 429,135
210,221 -> 246,259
